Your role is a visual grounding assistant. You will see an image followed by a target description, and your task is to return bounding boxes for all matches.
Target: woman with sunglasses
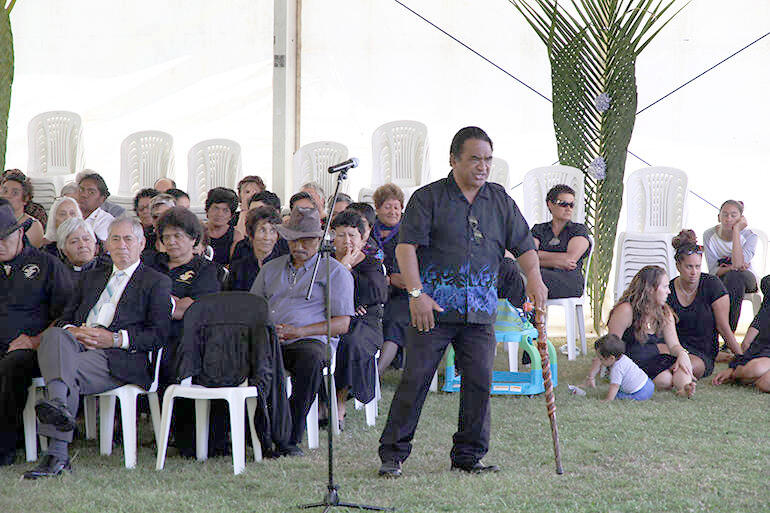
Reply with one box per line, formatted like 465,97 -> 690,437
667,230 -> 742,379
530,184 -> 590,299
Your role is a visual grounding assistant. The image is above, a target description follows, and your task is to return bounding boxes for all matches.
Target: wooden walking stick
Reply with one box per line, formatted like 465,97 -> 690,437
534,305 -> 563,474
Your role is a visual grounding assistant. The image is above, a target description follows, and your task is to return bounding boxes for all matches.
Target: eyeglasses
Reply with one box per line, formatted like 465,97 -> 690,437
554,200 -> 575,209
469,215 -> 483,243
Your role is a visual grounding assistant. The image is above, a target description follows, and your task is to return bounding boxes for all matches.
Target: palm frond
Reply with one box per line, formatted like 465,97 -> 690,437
0,7 -> 13,171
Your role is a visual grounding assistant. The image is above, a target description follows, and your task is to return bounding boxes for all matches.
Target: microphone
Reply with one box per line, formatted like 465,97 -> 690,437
328,158 -> 359,174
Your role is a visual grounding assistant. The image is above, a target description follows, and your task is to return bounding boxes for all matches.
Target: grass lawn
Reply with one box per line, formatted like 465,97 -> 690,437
1,339 -> 768,513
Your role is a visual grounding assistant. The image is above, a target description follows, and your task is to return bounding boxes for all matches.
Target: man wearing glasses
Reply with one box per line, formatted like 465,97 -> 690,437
378,126 -> 548,478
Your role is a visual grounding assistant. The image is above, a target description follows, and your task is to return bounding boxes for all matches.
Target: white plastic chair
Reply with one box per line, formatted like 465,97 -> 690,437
28,177 -> 58,215
108,195 -> 139,219
352,351 -> 381,427
187,139 -> 242,206
522,165 -> 586,225
547,235 -> 594,360
744,229 -> 768,316
119,131 -> 175,196
27,111 -> 84,184
83,348 -> 164,469
22,378 -> 48,462
625,167 -> 688,233
287,351 -> 340,449
362,120 -> 430,205
614,232 -> 677,302
292,142 -> 348,205
156,379 -> 260,475
489,157 -> 511,191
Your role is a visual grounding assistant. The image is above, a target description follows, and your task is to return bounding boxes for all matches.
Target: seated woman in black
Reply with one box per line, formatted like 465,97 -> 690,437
227,207 -> 284,291
713,275 -> 770,393
55,217 -> 110,276
204,187 -> 243,266
0,170 -> 44,247
230,191 -> 287,263
331,210 -> 388,430
667,230 -> 742,378
530,184 -> 590,299
147,207 -> 222,457
586,265 -> 695,396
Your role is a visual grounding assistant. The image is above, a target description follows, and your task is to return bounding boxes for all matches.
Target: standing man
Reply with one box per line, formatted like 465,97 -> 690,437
377,127 -> 548,477
23,217 -> 171,479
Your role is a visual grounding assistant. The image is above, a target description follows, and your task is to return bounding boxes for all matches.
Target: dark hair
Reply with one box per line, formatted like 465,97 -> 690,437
346,202 -> 376,228
372,183 -> 404,209
249,190 -> 281,211
594,334 -> 625,358
157,206 -> 203,245
720,199 -> 744,214
79,172 -> 110,198
450,126 -> 493,158
237,175 -> 266,195
290,191 -> 314,211
205,187 -> 239,214
546,184 -> 576,205
328,192 -> 353,212
612,265 -> 676,341
166,188 -> 190,202
330,209 -> 366,237
672,229 -> 701,263
245,206 -> 282,239
133,188 -> 159,212
2,169 -> 34,203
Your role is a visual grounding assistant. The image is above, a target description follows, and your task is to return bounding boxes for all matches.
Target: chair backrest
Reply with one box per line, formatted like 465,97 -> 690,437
187,139 -> 242,206
27,111 -> 84,179
29,177 -> 58,214
292,141 -> 348,203
489,157 -> 510,191
750,229 -> 768,282
614,231 -> 676,302
371,120 -> 430,190
119,131 -> 175,196
625,166 -> 688,233
522,165 -> 585,225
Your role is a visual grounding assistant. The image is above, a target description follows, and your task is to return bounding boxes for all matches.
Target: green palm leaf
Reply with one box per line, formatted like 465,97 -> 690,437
0,3 -> 15,172
511,0 -> 685,332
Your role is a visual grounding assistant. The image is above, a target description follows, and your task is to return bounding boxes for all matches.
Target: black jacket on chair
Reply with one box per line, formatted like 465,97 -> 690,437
55,261 -> 172,390
175,291 -> 292,457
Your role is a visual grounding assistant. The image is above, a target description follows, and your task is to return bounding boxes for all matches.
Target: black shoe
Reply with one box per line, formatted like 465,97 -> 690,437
378,460 -> 402,478
281,444 -> 304,457
0,450 -> 15,466
22,454 -> 71,479
35,398 -> 76,432
450,461 -> 500,474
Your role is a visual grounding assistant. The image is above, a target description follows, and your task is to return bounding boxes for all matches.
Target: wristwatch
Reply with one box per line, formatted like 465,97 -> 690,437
112,332 -> 121,348
408,288 -> 422,299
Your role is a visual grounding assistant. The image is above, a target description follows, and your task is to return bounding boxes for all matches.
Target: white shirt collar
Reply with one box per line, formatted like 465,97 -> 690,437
113,259 -> 141,279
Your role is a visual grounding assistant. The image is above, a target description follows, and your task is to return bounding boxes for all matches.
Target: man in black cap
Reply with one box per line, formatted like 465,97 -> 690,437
250,206 -> 354,455
0,203 -> 74,465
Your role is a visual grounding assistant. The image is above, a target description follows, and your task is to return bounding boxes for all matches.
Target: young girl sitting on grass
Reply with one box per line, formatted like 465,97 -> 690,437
594,334 -> 655,402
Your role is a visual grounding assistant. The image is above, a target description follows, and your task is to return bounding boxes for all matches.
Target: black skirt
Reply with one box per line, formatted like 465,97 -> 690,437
637,354 -> 678,379
729,340 -> 770,369
383,295 -> 409,347
335,310 -> 383,404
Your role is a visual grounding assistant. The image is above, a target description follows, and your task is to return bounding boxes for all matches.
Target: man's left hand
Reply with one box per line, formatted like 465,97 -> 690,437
526,277 -> 549,312
8,334 -> 40,352
276,324 -> 305,343
78,327 -> 116,350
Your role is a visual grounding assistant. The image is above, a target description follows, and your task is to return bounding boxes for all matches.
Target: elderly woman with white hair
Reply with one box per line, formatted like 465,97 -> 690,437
55,217 -> 108,275
41,196 -> 83,256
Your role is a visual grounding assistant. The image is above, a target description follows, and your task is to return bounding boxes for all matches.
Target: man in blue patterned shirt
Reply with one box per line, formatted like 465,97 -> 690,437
378,126 -> 548,477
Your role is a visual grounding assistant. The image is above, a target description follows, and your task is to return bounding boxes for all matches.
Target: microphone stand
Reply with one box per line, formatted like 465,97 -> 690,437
301,168 -> 391,512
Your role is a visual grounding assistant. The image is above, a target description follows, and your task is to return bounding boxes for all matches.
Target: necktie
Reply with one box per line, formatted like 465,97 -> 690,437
86,270 -> 126,327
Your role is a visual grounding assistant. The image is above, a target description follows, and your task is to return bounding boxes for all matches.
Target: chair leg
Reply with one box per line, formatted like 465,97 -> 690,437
23,385 -> 39,462
306,395 -> 319,449
99,395 -> 117,456
148,392 -> 161,446
576,303 -> 587,356
195,399 -> 211,461
430,371 -> 438,392
156,386 -> 177,471
227,396 -> 246,475
565,304 -> 577,361
506,342 -> 519,372
117,391 -> 138,469
246,397 -> 262,462
84,396 -> 97,440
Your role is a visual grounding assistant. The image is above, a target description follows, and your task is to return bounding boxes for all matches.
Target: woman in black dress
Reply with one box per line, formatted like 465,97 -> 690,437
530,184 -> 590,299
0,170 -> 44,247
147,207 -> 222,457
205,187 -> 243,266
712,275 -> 770,392
586,265 -> 695,396
227,206 -> 284,291
667,230 -> 742,378
331,210 -> 388,429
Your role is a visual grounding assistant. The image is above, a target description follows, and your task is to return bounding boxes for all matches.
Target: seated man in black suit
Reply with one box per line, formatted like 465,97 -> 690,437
23,216 -> 172,479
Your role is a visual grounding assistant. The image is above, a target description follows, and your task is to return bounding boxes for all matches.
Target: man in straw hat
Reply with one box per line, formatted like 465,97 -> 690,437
251,206 -> 354,456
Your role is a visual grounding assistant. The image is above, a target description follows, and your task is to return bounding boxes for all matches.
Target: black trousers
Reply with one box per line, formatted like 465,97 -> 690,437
0,349 -> 39,455
378,323 -> 496,466
282,339 -> 328,447
720,270 -> 758,331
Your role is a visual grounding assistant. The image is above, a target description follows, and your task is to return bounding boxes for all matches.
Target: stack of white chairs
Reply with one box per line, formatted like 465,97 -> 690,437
489,157 -> 511,191
293,141 -> 348,204
28,177 -> 58,214
522,165 -> 586,225
113,130 -> 175,209
187,139 -> 242,207
359,120 -> 430,205
614,232 -> 676,301
27,111 -> 84,190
